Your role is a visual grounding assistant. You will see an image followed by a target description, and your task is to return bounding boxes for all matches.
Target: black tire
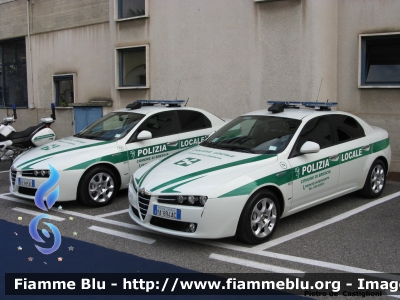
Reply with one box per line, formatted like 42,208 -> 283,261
236,190 -> 280,244
77,166 -> 119,207
359,159 -> 386,199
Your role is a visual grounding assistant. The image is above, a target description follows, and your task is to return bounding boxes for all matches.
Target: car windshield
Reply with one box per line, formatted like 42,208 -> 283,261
201,115 -> 301,154
74,112 -> 144,141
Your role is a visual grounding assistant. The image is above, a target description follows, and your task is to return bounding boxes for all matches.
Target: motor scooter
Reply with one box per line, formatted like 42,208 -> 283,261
0,103 -> 56,160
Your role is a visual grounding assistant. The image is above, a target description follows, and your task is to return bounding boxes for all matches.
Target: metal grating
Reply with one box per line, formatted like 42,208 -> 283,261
138,193 -> 151,220
10,170 -> 16,186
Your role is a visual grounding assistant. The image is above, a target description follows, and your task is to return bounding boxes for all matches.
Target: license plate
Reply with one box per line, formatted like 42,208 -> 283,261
18,178 -> 35,188
153,205 -> 181,220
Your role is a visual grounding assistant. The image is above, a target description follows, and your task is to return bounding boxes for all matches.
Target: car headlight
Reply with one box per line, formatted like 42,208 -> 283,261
199,196 -> 208,206
21,170 -> 50,177
158,195 -> 208,207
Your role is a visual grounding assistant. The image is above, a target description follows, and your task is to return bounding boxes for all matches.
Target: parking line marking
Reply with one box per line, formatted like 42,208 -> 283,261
3,192 -> 400,281
49,209 -> 151,232
252,191 -> 400,251
0,170 -> 9,173
203,240 -> 400,282
0,194 -> 34,205
0,194 -> 151,233
210,253 -> 305,276
96,209 -> 129,218
89,225 -> 156,244
12,207 -> 65,221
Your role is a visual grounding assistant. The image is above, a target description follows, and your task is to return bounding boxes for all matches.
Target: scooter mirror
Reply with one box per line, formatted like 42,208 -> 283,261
51,103 -> 56,120
12,104 -> 17,120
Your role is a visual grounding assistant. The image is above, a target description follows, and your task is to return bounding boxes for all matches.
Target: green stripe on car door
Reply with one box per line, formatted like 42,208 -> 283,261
218,138 -> 389,198
17,141 -> 111,170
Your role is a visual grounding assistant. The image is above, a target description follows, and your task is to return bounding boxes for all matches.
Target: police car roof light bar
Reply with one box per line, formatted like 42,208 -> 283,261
126,100 -> 186,109
267,101 -> 302,113
267,101 -> 338,112
137,100 -> 185,107
302,101 -> 338,111
267,101 -> 302,108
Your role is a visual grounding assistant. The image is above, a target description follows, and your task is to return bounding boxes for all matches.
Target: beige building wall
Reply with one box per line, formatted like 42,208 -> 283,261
112,0 -> 338,117
28,22 -> 111,137
1,0 -> 399,170
337,0 -> 400,171
0,0 -> 109,39
0,0 -> 110,137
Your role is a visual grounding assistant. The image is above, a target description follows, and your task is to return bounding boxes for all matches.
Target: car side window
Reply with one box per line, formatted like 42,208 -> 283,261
292,116 -> 334,155
330,115 -> 365,143
177,110 -> 211,132
129,111 -> 178,142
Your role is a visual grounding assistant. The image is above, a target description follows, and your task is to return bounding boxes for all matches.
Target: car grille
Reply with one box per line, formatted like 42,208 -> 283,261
18,187 -> 37,196
138,193 -> 151,220
11,170 -> 16,186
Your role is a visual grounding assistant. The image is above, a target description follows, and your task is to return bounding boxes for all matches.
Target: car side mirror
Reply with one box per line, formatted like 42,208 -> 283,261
300,141 -> 320,154
137,130 -> 152,140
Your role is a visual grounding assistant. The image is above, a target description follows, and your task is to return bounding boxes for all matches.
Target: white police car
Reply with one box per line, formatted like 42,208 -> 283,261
10,100 -> 227,207
128,101 -> 391,244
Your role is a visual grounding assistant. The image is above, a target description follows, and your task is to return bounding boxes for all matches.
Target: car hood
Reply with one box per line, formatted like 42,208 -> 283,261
12,137 -> 114,170
135,146 -> 277,198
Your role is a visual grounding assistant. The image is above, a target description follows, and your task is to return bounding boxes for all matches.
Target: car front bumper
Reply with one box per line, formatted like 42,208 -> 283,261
9,169 -> 81,202
128,182 -> 247,239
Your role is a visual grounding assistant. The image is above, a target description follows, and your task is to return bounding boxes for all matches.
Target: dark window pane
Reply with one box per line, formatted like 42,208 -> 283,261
4,64 -> 27,107
16,40 -> 26,64
366,64 -> 400,83
203,116 -> 301,155
363,35 -> 400,85
295,116 -> 333,152
330,115 -> 365,143
119,0 -> 145,19
54,75 -> 74,107
119,47 -> 146,86
77,112 -> 144,141
137,111 -> 178,138
0,39 -> 27,107
177,110 -> 211,132
3,42 -> 16,64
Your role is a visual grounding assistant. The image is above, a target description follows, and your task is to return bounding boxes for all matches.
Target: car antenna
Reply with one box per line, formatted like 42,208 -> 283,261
185,97 -> 189,107
175,80 -> 181,100
316,77 -> 323,102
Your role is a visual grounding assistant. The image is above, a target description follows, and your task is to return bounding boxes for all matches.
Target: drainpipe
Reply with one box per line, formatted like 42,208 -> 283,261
27,0 -> 35,109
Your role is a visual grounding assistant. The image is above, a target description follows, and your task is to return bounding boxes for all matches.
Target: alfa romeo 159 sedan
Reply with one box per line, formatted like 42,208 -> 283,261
10,100 -> 227,207
128,101 -> 391,244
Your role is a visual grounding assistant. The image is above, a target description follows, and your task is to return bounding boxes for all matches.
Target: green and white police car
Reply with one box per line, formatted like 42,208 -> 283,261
128,101 -> 391,244
10,100 -> 227,207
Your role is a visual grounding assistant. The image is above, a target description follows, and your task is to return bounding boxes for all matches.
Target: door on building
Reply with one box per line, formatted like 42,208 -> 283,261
73,107 -> 103,133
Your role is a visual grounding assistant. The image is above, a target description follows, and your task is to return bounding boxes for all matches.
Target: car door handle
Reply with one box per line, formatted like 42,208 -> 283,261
362,144 -> 370,151
329,154 -> 339,161
167,141 -> 178,146
276,171 -> 286,177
